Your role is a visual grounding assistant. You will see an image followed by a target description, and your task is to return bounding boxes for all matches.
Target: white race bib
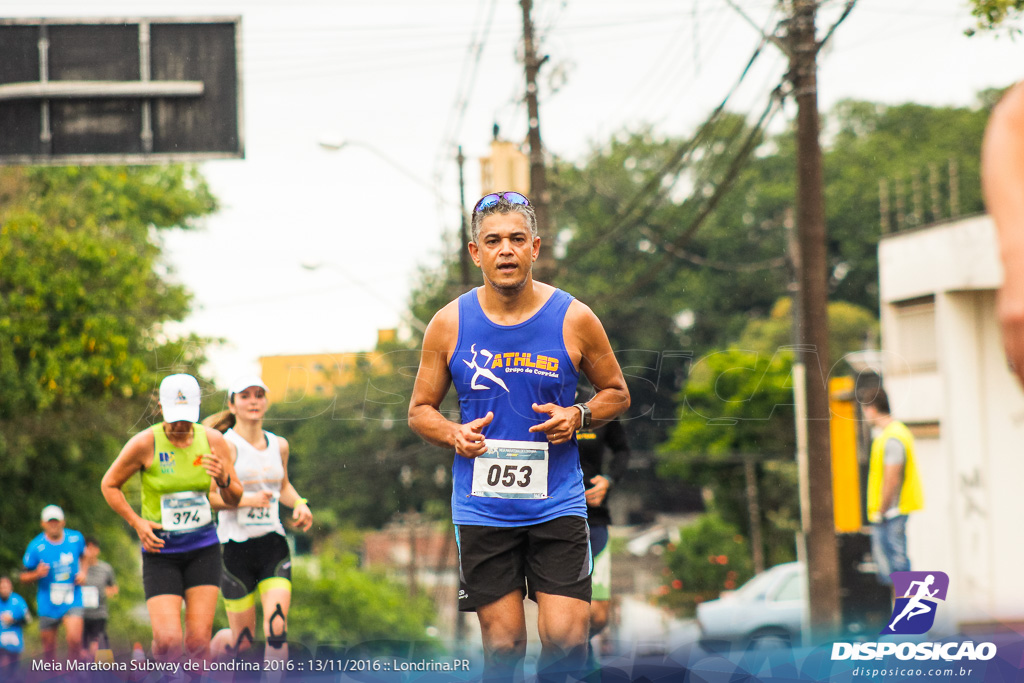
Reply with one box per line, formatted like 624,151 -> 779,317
238,493 -> 280,528
81,586 -> 100,609
472,440 -> 549,499
49,583 -> 74,606
0,630 -> 19,647
160,491 -> 213,532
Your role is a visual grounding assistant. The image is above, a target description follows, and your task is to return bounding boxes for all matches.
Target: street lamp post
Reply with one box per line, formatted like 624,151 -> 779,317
318,138 -> 452,204
300,261 -> 427,334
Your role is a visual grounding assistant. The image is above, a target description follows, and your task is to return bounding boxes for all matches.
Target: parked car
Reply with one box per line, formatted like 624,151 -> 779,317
696,561 -> 805,651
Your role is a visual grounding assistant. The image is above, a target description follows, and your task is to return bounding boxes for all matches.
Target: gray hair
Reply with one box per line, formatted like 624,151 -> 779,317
470,196 -> 538,243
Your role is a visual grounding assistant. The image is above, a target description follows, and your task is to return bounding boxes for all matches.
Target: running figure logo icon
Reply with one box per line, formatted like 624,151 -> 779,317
882,571 -> 949,635
464,344 -> 509,392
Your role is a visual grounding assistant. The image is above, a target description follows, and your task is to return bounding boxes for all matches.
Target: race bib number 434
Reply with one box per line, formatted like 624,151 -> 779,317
239,493 -> 280,528
472,440 -> 548,499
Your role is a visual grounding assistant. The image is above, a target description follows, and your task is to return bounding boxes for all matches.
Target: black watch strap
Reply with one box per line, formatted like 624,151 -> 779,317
573,403 -> 592,429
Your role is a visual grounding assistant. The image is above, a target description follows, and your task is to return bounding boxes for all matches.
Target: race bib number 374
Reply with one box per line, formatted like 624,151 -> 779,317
160,491 -> 213,532
471,440 -> 548,499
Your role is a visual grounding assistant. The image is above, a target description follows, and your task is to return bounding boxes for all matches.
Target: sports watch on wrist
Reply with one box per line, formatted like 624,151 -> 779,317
573,402 -> 592,429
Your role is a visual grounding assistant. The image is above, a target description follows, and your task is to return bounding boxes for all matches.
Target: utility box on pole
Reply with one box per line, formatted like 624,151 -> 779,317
0,17 -> 243,165
829,376 -> 862,533
830,376 -> 892,632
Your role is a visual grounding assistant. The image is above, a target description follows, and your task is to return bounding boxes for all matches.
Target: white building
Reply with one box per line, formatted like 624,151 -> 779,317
878,214 -> 1024,631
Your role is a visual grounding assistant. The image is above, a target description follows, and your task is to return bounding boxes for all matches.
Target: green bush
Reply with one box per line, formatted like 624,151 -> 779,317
657,513 -> 754,616
288,548 -> 440,654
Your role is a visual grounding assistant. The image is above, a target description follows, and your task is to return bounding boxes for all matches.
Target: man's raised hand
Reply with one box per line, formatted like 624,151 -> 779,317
455,411 -> 494,458
529,403 -> 580,444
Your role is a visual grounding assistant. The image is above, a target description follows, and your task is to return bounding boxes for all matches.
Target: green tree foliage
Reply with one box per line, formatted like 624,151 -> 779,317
657,513 -> 753,616
967,0 -> 1024,33
660,346 -> 796,464
0,165 -> 217,574
549,121 -> 788,451
735,297 -> 879,375
824,99 -> 989,305
545,96 -> 989,452
0,166 -> 215,414
657,299 -> 876,569
658,346 -> 801,568
288,549 -> 438,650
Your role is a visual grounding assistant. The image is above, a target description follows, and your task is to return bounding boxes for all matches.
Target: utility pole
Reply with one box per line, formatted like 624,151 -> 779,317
406,512 -> 418,597
743,457 -> 765,574
456,145 -> 471,286
519,0 -> 554,280
787,0 -> 841,640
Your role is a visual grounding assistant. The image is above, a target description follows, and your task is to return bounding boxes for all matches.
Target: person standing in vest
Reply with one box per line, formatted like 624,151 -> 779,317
860,386 -> 924,585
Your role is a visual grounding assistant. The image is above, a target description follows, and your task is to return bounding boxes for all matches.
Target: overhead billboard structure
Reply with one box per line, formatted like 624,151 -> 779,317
0,16 -> 243,165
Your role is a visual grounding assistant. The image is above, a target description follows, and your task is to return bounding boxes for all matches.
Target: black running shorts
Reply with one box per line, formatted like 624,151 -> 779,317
142,543 -> 222,599
83,618 -> 109,650
455,515 -> 592,612
221,532 -> 292,602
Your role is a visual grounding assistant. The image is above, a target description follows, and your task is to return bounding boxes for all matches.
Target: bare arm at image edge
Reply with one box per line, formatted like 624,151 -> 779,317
983,81 -> 1024,388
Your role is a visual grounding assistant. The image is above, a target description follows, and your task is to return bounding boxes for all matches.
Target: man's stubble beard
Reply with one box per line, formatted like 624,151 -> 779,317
487,273 -> 530,295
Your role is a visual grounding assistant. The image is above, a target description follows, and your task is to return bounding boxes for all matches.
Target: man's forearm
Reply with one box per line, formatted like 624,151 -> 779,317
585,388 -> 630,426
409,406 -> 458,449
880,470 -> 903,514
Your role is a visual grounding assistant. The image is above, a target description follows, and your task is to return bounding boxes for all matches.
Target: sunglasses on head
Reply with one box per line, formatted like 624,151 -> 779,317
473,191 -> 531,213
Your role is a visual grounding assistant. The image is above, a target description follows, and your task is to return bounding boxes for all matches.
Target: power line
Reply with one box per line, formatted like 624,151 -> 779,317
432,0 -> 499,191
590,83 -> 786,306
636,226 -> 789,273
555,27 -> 776,269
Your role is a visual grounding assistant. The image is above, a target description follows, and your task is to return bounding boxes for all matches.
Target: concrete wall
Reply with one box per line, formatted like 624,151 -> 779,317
879,216 -> 1024,629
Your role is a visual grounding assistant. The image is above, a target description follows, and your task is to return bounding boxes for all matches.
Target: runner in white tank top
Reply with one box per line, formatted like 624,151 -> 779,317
206,375 -> 312,669
218,428 -> 287,542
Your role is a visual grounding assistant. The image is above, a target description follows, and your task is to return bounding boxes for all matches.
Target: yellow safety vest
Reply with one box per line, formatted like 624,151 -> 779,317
867,420 -> 924,518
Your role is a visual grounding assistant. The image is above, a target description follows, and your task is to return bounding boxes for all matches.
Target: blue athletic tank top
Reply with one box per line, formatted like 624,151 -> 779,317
449,287 -> 586,526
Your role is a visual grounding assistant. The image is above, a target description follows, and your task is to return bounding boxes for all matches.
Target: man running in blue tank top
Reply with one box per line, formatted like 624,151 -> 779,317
410,191 -> 630,682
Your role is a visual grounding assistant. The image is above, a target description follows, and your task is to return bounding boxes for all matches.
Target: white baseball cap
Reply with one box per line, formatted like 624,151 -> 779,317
41,505 -> 64,522
229,375 -> 269,399
159,373 -> 202,423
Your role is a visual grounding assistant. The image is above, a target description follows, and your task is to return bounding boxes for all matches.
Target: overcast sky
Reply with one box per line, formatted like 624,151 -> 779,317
8,0 -> 1023,387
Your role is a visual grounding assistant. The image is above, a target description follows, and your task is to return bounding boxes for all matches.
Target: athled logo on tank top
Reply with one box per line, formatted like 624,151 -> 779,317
464,344 -> 560,391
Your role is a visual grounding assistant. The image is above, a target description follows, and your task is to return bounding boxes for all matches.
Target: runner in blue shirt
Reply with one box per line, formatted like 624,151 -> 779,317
0,576 -> 30,676
20,505 -> 86,661
409,192 -> 630,681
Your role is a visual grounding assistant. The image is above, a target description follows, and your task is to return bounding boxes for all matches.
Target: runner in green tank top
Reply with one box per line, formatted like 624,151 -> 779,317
101,374 -> 242,665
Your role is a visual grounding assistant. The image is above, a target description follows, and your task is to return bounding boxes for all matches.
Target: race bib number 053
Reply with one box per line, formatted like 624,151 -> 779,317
160,491 -> 213,532
471,440 -> 548,499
